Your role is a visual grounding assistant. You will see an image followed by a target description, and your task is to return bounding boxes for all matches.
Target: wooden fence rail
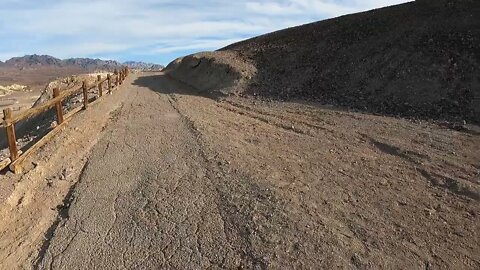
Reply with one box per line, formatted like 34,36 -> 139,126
1,67 -> 129,173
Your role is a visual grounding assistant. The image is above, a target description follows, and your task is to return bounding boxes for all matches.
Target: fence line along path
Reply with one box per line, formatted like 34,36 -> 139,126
1,67 -> 130,174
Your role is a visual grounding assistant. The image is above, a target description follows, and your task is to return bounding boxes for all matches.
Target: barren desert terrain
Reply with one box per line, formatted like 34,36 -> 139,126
0,72 -> 478,269
0,0 -> 479,269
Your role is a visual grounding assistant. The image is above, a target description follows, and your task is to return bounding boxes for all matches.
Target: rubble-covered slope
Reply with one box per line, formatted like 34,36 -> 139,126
167,0 -> 480,122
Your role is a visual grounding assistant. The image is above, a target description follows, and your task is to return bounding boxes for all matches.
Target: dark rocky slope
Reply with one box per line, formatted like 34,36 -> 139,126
168,0 -> 480,123
222,0 -> 480,122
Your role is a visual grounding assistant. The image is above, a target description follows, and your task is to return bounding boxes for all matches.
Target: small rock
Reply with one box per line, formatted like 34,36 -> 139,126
59,168 -> 67,180
424,208 -> 435,216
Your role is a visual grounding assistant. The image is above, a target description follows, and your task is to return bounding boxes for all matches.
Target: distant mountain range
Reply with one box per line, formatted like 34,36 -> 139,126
0,55 -> 164,71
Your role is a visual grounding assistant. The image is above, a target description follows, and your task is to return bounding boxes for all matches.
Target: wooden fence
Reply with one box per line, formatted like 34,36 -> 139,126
1,67 -> 129,174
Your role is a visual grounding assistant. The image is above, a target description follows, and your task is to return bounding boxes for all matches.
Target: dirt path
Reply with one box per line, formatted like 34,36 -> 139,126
37,74 -> 254,269
2,72 -> 478,269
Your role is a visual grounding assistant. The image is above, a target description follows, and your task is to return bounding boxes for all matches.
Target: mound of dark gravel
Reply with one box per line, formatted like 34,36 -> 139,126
221,0 -> 480,123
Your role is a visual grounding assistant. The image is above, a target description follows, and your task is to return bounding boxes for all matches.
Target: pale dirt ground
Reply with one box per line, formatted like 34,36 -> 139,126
0,72 -> 478,269
0,72 -> 114,118
0,78 -> 128,269
0,91 -> 39,117
0,73 -> 117,161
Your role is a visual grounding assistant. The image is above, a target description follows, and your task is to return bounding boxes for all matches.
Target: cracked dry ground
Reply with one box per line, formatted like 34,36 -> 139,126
32,73 -> 479,269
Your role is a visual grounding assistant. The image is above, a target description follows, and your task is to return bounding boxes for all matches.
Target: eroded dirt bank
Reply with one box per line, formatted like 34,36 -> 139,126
0,73 -> 476,269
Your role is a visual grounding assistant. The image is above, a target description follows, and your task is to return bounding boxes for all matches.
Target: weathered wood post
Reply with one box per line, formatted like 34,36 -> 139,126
82,81 -> 88,109
114,70 -> 119,87
53,88 -> 64,124
3,108 -> 19,161
119,70 -> 123,85
97,74 -> 103,97
107,74 -> 112,93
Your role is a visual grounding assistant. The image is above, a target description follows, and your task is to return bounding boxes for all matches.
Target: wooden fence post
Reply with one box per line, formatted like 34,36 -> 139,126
82,81 -> 88,109
114,70 -> 119,87
53,88 -> 64,124
3,108 -> 19,161
107,74 -> 112,93
97,75 -> 103,97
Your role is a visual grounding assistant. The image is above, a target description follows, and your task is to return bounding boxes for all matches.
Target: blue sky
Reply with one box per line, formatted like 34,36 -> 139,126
0,0 -> 409,65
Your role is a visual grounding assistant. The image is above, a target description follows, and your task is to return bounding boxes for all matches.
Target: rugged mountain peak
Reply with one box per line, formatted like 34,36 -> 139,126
1,55 -> 163,71
123,61 -> 164,71
5,54 -> 63,68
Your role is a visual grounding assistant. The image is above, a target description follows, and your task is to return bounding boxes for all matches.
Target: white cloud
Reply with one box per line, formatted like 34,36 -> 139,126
0,0 -> 411,63
246,0 -> 356,16
148,38 -> 246,54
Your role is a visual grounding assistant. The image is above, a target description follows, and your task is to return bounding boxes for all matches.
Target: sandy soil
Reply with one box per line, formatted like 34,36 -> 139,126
0,90 -> 39,116
0,78 -> 127,268
0,73 -> 477,269
0,73 -> 115,161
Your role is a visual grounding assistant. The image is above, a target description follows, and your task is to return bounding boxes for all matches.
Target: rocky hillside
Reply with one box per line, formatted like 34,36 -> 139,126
5,55 -> 63,68
62,58 -> 120,70
2,55 -> 163,71
166,0 -> 480,123
124,61 -> 164,71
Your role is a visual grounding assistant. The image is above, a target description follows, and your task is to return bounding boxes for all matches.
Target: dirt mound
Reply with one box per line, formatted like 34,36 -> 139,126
166,0 -> 480,123
164,51 -> 256,96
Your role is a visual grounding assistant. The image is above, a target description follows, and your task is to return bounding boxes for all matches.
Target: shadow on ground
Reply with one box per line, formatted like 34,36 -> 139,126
132,73 -> 208,98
